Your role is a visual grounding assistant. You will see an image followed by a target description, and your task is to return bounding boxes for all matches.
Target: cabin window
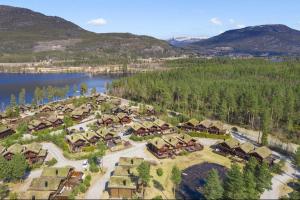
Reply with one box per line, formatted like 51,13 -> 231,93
45,181 -> 48,187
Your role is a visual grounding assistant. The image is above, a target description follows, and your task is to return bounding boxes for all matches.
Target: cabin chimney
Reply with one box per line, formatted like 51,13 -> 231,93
45,181 -> 48,188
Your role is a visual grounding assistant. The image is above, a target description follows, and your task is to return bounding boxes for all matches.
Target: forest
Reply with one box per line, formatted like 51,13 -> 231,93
108,58 -> 300,144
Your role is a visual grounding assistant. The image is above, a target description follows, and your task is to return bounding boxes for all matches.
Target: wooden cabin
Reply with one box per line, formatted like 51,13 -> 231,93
181,118 -> 199,131
249,146 -> 274,164
98,114 -> 117,126
65,134 -> 87,152
113,165 -> 139,177
108,176 -> 138,199
130,123 -> 147,136
197,119 -> 212,132
234,142 -> 255,160
117,113 -> 131,124
54,104 -> 65,111
0,125 -> 15,138
46,116 -> 63,127
163,136 -> 184,154
82,131 -> 101,145
23,142 -> 47,165
28,119 -> 51,131
142,121 -> 159,134
96,128 -> 120,142
153,119 -> 170,131
70,107 -> 90,121
208,121 -> 227,134
40,105 -> 53,113
176,134 -> 203,152
217,138 -> 240,155
147,138 -> 172,158
0,112 -> 7,120
145,105 -> 155,115
3,143 -> 25,160
96,95 -> 107,104
63,104 -> 75,113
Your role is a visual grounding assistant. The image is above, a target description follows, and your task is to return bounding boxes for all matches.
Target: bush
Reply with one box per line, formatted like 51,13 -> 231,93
156,168 -> 163,176
89,163 -> 99,173
188,131 -> 231,140
85,174 -> 92,181
152,195 -> 163,200
82,146 -> 96,152
45,158 -> 57,166
271,159 -> 285,174
79,183 -> 86,193
129,134 -> 159,141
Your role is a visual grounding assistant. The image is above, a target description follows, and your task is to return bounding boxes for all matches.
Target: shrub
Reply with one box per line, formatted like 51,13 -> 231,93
83,178 -> 91,187
156,168 -> 163,176
152,195 -> 163,200
79,183 -> 86,193
82,146 -> 96,152
89,163 -> 99,173
85,174 -> 92,181
45,158 -> 57,166
129,134 -> 159,141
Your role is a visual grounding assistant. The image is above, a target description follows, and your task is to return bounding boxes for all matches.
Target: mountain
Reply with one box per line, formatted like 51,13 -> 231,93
0,5 -> 178,63
167,36 -> 206,47
186,24 -> 300,56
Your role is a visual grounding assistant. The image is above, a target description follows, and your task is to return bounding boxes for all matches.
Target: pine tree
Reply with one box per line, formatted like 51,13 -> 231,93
137,161 -> 151,186
224,163 -> 245,199
171,165 -> 181,197
0,157 -> 10,180
80,83 -> 88,96
18,88 -> 26,105
261,109 -> 271,146
255,162 -> 272,193
243,170 -> 259,199
10,154 -> 28,180
244,157 -> 258,174
10,94 -> 17,108
203,169 -> 224,200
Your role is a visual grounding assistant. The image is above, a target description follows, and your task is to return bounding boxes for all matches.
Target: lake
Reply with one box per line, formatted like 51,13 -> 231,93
0,73 -> 120,110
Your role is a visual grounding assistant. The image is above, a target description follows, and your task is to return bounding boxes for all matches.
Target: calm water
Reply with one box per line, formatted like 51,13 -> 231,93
0,73 -> 120,109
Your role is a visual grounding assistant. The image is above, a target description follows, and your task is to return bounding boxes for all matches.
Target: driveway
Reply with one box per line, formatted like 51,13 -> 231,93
85,142 -> 151,199
42,142 -> 85,171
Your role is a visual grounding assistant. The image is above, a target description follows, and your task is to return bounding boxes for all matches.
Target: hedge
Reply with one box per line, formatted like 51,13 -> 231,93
188,131 -> 231,140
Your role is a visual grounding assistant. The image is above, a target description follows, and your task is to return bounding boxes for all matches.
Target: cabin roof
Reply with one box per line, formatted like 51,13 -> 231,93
223,138 -> 240,149
177,134 -> 195,143
130,123 -> 145,131
6,143 -> 24,154
186,118 -> 199,126
47,115 -> 62,123
41,167 -> 73,178
142,121 -> 157,129
153,119 -> 169,127
65,133 -> 86,143
199,119 -> 212,128
24,142 -> 42,154
108,176 -> 136,189
251,146 -> 272,159
210,121 -> 225,131
0,125 -> 12,133
23,191 -> 54,200
29,177 -> 63,191
163,136 -> 180,146
113,165 -> 138,177
101,114 -> 117,122
148,137 -> 169,149
96,127 -> 117,137
118,157 -> 144,167
117,112 -> 129,119
238,142 -> 255,153
82,131 -> 99,140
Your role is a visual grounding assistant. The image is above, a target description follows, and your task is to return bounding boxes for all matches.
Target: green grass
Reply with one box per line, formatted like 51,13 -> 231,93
188,131 -> 231,140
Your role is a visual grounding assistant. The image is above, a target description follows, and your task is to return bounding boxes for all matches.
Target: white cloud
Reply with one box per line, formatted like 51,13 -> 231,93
210,17 -> 222,25
236,24 -> 246,28
87,18 -> 107,26
229,19 -> 235,24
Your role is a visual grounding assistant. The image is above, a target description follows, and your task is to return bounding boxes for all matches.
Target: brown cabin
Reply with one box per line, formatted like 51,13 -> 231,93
99,115 -> 116,126
208,122 -> 226,134
117,113 -> 131,124
40,105 -> 53,113
23,143 -> 47,165
0,125 -> 15,139
3,144 -> 24,160
28,120 -> 51,131
65,134 -> 87,152
46,116 -> 63,127
108,176 -> 138,199
217,138 -> 240,155
249,146 -> 274,164
131,123 -> 147,136
147,138 -> 172,158
234,142 -> 255,160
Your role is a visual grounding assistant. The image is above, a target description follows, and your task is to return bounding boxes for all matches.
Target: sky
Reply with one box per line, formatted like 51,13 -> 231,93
1,0 -> 300,39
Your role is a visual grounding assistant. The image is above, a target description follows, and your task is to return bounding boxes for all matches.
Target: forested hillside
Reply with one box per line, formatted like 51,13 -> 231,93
109,59 -> 300,143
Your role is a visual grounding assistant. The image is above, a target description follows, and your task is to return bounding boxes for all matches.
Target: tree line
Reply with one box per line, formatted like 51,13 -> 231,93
108,58 -> 300,144
203,158 -> 272,200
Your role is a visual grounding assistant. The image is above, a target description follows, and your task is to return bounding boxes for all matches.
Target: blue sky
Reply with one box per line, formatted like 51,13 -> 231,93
2,0 -> 300,39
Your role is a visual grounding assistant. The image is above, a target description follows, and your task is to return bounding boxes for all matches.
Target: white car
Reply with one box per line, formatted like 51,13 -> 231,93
82,160 -> 89,170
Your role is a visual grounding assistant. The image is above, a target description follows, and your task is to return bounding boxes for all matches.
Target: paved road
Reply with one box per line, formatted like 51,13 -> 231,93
42,142 -> 85,171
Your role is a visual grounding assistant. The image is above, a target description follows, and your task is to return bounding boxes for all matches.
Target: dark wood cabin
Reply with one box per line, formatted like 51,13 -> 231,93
65,134 -> 87,152
147,138 -> 172,158
0,125 -> 15,139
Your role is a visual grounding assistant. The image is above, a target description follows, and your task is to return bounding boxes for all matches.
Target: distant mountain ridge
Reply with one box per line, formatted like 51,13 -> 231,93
184,24 -> 300,56
167,36 -> 207,47
0,5 -> 178,62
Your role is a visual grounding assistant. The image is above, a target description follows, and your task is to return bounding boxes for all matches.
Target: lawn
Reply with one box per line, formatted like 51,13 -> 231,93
145,147 -> 235,199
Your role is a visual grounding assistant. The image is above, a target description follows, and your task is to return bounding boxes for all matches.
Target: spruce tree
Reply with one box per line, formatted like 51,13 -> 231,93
203,169 -> 224,200
10,154 -> 28,180
0,157 -> 10,180
171,165 -> 181,197
243,170 -> 259,199
224,163 -> 245,199
255,162 -> 272,193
